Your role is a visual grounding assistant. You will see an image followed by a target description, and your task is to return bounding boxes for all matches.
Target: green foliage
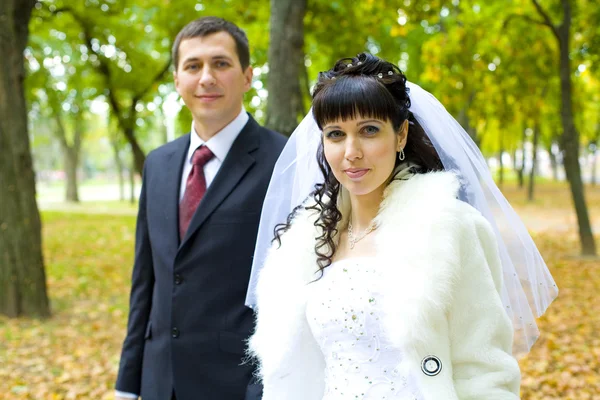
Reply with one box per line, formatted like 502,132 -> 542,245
27,0 -> 600,162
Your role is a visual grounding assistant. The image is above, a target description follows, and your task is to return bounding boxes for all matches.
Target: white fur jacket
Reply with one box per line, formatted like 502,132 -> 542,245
248,171 -> 521,400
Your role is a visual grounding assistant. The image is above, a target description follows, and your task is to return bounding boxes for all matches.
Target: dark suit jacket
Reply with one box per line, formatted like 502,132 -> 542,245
116,115 -> 286,400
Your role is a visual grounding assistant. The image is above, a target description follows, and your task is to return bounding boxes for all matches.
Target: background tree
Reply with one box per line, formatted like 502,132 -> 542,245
41,2 -> 172,175
35,0 -> 273,174
510,0 -> 596,255
0,0 -> 50,318
264,0 -> 307,136
26,41 -> 101,202
23,0 -> 599,253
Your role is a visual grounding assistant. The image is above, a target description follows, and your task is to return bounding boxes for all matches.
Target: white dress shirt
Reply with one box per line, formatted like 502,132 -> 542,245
179,109 -> 249,201
115,108 -> 248,400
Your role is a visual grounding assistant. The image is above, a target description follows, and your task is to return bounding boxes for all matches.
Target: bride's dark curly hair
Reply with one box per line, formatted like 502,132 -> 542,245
274,52 -> 443,275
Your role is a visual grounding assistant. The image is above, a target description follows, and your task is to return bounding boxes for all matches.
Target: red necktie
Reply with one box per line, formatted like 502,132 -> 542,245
179,145 -> 214,239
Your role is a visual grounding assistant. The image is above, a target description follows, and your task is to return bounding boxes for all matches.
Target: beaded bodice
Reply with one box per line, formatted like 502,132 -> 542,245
306,258 -> 424,400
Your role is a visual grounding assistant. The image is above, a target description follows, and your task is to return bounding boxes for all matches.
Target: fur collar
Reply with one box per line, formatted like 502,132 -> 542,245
250,170 -> 465,376
250,169 -> 521,399
285,171 -> 460,344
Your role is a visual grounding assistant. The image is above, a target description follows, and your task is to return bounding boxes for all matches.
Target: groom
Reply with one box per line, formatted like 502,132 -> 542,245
115,17 -> 286,400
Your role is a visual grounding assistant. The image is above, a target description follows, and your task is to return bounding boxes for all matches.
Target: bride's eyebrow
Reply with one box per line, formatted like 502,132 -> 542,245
356,119 -> 380,126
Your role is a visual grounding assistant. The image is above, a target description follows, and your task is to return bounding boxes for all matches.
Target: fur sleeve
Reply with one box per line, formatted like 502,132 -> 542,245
247,206 -> 326,400
449,206 -> 521,399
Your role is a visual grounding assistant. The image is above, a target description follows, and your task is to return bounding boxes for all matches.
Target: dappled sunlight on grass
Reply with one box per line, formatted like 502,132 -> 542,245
0,213 -> 135,400
38,201 -> 138,216
502,182 -> 600,239
500,181 -> 600,211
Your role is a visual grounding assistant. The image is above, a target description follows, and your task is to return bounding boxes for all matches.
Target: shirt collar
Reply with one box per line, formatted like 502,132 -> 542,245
187,107 -> 249,163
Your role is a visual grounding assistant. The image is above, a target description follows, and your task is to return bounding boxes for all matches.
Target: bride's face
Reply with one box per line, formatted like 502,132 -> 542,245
322,115 -> 407,198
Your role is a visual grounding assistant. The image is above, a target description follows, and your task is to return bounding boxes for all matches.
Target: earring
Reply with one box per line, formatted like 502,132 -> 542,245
398,149 -> 405,161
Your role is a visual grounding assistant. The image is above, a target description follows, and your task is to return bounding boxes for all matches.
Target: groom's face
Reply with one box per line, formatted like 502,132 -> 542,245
174,31 -> 253,128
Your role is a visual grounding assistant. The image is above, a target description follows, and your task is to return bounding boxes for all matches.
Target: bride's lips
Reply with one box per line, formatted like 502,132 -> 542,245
344,168 -> 369,179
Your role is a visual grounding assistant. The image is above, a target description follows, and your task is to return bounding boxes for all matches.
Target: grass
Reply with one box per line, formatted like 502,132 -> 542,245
499,180 -> 600,210
0,213 -> 136,400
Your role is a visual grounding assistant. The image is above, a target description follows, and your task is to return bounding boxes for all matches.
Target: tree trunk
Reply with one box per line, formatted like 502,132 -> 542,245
528,122 -> 540,202
63,146 -> 79,202
108,116 -> 125,201
129,153 -> 136,204
54,112 -> 83,203
518,125 -> 526,189
457,91 -> 480,147
0,0 -> 51,317
123,124 -> 145,176
548,140 -> 559,182
556,3 -> 596,255
57,112 -> 85,203
457,107 -> 479,147
498,150 -> 504,186
55,116 -> 79,203
591,128 -> 599,186
157,108 -> 169,144
104,92 -> 146,177
265,0 -> 307,136
112,140 -> 125,201
591,148 -> 597,186
498,132 -> 504,186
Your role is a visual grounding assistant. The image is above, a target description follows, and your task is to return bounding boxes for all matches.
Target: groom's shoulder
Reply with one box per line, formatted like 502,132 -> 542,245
251,118 -> 287,152
147,134 -> 189,161
258,124 -> 287,145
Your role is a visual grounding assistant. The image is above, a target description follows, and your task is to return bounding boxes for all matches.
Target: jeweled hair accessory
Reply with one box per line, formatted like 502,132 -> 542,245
376,71 -> 394,78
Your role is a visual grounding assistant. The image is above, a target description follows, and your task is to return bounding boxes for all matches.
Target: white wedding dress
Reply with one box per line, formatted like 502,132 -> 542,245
306,258 -> 424,400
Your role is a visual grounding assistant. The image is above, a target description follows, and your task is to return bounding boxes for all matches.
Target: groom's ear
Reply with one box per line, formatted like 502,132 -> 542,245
243,66 -> 253,92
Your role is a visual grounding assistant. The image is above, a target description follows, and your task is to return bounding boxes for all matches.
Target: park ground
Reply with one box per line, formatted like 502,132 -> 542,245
1,181 -> 599,399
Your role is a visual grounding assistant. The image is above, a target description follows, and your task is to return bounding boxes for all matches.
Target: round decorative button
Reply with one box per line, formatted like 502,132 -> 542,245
421,355 -> 442,376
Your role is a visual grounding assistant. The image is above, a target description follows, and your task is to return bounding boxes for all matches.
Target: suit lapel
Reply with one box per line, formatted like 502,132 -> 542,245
161,135 -> 190,255
179,117 -> 260,248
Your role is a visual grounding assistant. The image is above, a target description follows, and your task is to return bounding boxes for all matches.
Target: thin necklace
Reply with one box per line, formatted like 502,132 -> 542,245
347,217 -> 378,249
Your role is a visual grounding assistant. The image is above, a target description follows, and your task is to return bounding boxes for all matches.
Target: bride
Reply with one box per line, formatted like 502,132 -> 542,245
246,52 -> 557,400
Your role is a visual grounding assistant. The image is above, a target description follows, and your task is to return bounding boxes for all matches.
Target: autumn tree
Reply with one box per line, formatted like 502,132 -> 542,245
26,27 -> 102,202
264,0 -> 307,136
0,0 -> 50,317
37,2 -> 172,175
509,0 -> 596,255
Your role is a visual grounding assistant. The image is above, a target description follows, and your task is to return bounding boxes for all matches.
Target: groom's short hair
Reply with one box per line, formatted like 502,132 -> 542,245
172,16 -> 250,71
